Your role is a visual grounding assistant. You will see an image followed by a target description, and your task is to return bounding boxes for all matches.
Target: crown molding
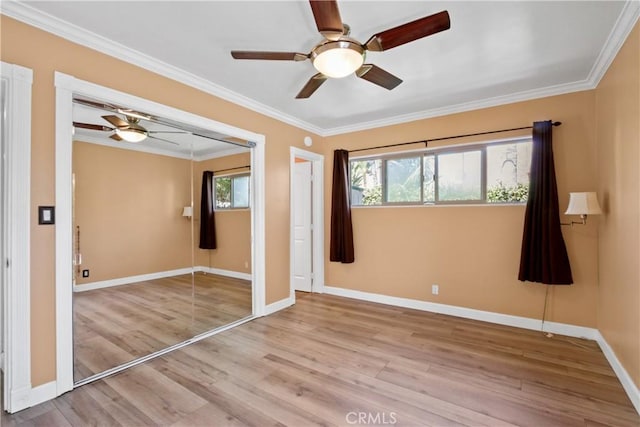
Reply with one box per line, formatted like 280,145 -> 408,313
586,0 -> 640,88
322,79 -> 594,136
1,1 -> 324,136
3,0 -> 638,138
74,134 -> 247,162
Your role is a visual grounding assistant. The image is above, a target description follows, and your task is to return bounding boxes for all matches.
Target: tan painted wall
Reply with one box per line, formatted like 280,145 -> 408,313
1,16 -> 323,386
194,153 -> 252,274
73,141 -> 192,285
324,91 -> 600,327
595,22 -> 640,388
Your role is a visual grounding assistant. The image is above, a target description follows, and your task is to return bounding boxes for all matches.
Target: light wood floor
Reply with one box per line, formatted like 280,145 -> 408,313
3,292 -> 639,426
74,272 -> 252,381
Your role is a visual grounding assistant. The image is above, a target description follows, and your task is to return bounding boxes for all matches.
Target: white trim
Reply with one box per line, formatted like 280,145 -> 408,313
1,61 -> 33,414
0,1 -> 324,136
73,268 -> 195,292
55,72 -> 266,398
587,1 -> 640,88
28,381 -> 57,409
289,148 -> 325,303
54,74 -> 75,397
264,297 -> 295,316
595,331 -> 640,414
252,139 -> 266,316
196,266 -> 252,282
323,286 -> 597,340
3,1 -> 637,138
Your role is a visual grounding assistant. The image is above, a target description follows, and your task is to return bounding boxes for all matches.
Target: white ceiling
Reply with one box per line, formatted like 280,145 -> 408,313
5,1 -> 639,135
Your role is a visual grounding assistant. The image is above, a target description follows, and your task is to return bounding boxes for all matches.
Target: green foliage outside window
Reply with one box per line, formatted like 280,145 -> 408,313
487,182 -> 529,203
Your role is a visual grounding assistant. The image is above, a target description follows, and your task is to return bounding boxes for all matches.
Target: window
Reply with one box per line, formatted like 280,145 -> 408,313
215,173 -> 250,209
350,138 -> 531,206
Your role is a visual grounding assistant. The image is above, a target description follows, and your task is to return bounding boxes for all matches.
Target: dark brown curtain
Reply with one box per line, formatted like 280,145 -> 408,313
518,121 -> 572,284
330,149 -> 355,263
199,171 -> 217,250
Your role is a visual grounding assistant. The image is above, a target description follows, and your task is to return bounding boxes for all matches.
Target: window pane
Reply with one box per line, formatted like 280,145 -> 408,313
423,155 -> 435,203
486,141 -> 531,203
215,177 -> 231,208
385,157 -> 422,203
232,175 -> 250,208
437,151 -> 481,201
351,159 -> 382,205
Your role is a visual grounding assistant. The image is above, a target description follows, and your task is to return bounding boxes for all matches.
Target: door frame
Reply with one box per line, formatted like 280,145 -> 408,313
289,147 -> 324,301
1,62 -> 33,413
54,72 -> 266,396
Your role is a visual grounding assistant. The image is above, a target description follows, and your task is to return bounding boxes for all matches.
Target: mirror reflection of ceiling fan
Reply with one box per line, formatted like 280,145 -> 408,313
72,98 -> 187,145
231,0 -> 450,98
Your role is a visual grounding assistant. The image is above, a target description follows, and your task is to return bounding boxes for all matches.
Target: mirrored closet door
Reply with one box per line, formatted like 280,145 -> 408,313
71,97 -> 253,383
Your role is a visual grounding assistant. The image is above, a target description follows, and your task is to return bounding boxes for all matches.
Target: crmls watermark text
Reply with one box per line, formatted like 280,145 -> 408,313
345,411 -> 397,425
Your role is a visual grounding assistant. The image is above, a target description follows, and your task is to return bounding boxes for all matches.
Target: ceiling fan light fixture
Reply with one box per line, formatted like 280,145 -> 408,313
311,40 -> 365,78
115,127 -> 148,143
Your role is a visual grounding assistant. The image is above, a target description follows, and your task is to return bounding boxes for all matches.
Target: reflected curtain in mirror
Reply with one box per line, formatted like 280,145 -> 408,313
330,149 -> 355,263
199,170 -> 217,249
518,121 -> 572,284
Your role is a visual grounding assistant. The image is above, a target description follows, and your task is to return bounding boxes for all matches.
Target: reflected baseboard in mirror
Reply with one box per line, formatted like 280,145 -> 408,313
73,272 -> 252,382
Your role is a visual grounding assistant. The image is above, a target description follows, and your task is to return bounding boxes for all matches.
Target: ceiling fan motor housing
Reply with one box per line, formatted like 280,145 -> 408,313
311,39 -> 366,78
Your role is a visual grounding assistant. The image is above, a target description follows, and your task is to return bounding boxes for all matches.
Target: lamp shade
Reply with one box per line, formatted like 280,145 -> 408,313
182,206 -> 193,217
565,192 -> 602,215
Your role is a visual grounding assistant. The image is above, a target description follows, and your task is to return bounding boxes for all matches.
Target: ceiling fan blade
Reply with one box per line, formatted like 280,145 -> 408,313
309,0 -> 344,41
356,64 -> 403,90
231,51 -> 308,61
109,134 -> 123,142
365,10 -> 450,52
148,135 -> 179,146
148,131 -> 189,134
296,73 -> 328,99
73,121 -> 114,132
102,115 -> 130,129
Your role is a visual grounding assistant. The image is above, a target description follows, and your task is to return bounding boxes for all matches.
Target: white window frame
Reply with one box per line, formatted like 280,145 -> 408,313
214,172 -> 251,210
350,136 -> 532,207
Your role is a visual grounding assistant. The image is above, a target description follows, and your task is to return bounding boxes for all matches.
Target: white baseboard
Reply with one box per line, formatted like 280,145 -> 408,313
73,267 -> 194,292
324,286 -> 597,339
29,381 -> 57,409
595,331 -> 640,414
195,266 -> 252,282
73,267 -> 251,292
264,296 -> 295,316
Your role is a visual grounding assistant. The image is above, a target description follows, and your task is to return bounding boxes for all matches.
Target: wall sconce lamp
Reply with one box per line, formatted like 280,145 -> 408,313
562,192 -> 602,226
182,206 -> 193,218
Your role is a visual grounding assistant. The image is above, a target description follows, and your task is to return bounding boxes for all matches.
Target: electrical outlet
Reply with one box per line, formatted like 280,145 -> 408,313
82,269 -> 90,278
244,261 -> 249,269
431,284 -> 439,295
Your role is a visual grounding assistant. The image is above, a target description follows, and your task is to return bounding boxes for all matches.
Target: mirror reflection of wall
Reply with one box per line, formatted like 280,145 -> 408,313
71,97 -> 254,384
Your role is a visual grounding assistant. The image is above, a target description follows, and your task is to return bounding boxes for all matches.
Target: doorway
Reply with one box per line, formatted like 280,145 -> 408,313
289,147 -> 324,301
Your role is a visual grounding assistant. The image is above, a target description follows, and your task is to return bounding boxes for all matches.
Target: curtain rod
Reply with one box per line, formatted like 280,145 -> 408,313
214,165 -> 250,174
348,121 -> 562,154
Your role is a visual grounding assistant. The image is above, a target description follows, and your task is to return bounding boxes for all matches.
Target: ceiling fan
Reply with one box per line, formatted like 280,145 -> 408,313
231,0 -> 450,98
72,98 -> 186,144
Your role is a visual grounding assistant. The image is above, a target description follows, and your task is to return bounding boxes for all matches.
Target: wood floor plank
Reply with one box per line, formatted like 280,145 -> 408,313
73,273 -> 252,380
3,292 -> 638,426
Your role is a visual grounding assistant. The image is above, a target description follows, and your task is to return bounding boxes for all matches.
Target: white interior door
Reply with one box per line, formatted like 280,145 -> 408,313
293,161 -> 313,292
